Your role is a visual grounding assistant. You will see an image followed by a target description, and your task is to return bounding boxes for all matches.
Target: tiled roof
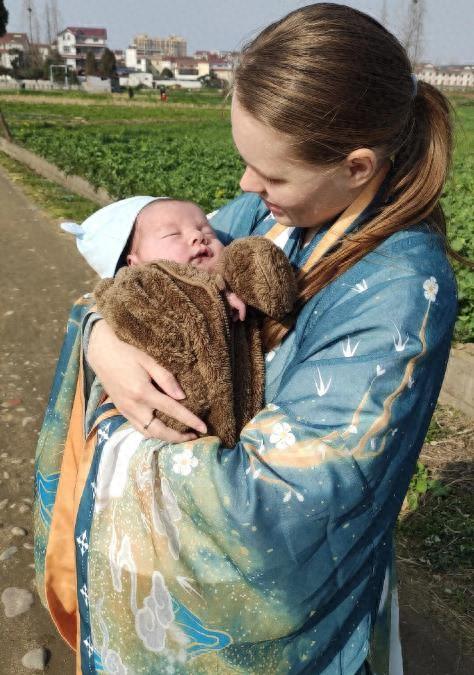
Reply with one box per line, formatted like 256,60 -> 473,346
0,32 -> 29,45
60,27 -> 107,39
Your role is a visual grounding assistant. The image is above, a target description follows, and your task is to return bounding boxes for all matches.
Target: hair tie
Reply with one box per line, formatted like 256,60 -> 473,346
411,73 -> 418,99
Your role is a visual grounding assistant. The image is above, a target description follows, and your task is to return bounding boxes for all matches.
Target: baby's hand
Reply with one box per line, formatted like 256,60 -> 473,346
225,290 -> 246,322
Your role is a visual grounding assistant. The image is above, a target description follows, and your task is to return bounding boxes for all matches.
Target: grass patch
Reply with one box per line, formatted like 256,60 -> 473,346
0,151 -> 97,222
396,405 -> 474,648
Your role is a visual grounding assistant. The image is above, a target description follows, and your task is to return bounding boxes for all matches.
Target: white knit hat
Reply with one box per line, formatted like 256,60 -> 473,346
61,196 -> 169,278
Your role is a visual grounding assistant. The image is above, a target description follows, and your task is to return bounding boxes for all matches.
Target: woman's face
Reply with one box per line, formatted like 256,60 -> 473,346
231,96 -> 363,230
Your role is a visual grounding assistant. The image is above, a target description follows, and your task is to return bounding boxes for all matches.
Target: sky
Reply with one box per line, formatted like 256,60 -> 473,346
5,0 -> 474,65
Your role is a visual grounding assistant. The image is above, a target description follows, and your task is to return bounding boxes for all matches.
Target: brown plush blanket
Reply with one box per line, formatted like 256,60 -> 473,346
94,236 -> 297,445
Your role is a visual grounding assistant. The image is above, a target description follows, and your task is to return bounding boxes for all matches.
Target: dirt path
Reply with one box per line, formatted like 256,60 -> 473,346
0,167 -> 472,673
0,167 -> 94,673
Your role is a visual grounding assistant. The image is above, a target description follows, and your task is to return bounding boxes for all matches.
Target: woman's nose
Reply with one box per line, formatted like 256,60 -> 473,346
240,166 -> 265,195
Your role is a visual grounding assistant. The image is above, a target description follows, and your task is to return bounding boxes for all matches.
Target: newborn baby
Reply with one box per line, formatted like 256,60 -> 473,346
62,196 -> 297,444
122,198 -> 246,321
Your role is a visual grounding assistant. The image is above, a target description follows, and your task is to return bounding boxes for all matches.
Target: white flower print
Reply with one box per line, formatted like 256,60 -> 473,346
269,422 -> 296,450
172,448 -> 198,476
423,276 -> 438,303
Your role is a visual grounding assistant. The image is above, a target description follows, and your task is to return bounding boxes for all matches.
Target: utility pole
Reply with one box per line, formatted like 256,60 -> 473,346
403,0 -> 425,66
21,0 -> 41,68
50,0 -> 60,41
27,3 -> 33,43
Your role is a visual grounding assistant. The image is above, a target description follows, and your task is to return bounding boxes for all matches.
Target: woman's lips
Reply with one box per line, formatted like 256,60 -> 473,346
263,199 -> 284,216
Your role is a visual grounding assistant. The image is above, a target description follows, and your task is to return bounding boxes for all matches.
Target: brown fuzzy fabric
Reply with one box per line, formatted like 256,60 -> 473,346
94,236 -> 296,445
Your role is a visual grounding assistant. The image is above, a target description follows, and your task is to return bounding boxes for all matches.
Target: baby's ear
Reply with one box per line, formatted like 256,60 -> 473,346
217,237 -> 297,320
127,252 -> 139,267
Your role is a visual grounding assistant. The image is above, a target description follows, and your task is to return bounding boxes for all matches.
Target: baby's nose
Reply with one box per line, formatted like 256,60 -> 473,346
191,231 -> 206,245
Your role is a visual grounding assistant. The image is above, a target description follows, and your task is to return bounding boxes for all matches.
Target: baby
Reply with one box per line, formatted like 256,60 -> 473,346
61,195 -> 297,443
62,196 -> 246,319
120,198 -> 246,321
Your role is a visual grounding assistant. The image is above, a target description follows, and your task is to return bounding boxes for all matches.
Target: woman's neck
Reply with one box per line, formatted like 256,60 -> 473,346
301,226 -> 319,248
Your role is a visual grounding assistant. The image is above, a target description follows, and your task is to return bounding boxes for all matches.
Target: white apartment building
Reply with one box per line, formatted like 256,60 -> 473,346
0,32 -> 30,69
56,27 -> 107,72
416,64 -> 474,89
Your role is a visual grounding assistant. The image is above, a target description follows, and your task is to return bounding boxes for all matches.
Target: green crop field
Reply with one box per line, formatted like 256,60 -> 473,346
1,91 -> 472,340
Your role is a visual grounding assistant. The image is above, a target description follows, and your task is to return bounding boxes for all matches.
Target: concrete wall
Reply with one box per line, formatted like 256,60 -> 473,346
0,138 -> 112,206
438,344 -> 474,418
0,80 -> 81,91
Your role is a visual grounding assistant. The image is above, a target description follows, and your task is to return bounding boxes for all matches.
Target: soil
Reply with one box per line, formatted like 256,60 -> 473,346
0,166 -> 472,673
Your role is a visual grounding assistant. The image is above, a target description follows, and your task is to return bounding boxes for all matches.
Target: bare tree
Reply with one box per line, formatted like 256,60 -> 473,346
22,0 -> 34,43
50,0 -> 60,40
44,1 -> 52,44
402,0 -> 425,66
380,0 -> 389,27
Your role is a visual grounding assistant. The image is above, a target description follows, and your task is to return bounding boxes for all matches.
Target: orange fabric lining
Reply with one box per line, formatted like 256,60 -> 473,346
44,354 -> 117,659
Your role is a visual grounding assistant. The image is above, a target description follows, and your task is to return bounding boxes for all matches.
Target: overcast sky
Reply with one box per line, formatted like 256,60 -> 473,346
5,0 -> 473,65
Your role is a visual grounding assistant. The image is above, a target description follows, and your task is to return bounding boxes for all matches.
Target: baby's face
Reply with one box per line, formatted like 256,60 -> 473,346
127,200 -> 224,272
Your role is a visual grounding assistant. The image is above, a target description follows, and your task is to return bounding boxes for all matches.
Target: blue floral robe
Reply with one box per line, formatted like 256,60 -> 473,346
36,191 -> 457,674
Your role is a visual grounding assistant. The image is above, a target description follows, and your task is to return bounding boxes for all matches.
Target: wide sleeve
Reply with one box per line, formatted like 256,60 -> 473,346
85,237 -> 457,672
157,262 -> 456,588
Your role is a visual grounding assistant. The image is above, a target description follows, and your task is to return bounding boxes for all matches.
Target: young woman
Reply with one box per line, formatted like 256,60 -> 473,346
55,5 -> 458,673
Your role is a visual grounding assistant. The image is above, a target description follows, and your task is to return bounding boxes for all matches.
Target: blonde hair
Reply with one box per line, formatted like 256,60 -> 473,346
234,3 -> 454,350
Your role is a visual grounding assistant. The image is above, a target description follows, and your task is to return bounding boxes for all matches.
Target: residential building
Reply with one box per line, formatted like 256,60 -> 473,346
150,56 -> 209,79
416,64 -> 474,89
113,50 -> 126,68
56,27 -> 107,72
211,62 -> 235,86
194,50 -> 239,62
131,34 -> 187,58
0,32 -> 30,69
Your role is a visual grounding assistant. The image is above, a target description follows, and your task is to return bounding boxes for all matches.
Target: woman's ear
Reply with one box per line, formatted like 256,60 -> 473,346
127,252 -> 138,267
344,148 -> 378,188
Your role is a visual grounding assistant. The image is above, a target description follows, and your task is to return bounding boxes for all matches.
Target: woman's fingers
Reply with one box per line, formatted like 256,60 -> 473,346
87,320 -> 207,439
137,351 -> 186,400
138,387 -> 207,435
142,415 -> 198,443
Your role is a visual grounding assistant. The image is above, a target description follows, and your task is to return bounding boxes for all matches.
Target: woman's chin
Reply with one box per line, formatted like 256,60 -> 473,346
273,213 -> 293,226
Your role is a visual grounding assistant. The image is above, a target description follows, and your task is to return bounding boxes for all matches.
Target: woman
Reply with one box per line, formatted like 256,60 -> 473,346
75,4 -> 457,674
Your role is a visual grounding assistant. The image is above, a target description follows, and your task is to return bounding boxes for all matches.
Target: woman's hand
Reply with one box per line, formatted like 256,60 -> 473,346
87,320 -> 207,441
